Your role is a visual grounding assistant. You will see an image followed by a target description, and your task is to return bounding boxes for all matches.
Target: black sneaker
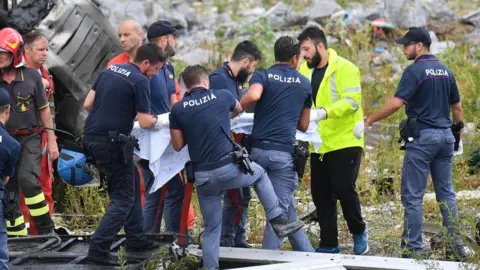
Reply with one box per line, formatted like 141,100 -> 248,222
125,240 -> 161,252
446,245 -> 475,261
270,216 -> 304,239
235,243 -> 252,248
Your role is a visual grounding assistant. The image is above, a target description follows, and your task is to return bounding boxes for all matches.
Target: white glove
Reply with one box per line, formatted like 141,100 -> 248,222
353,121 -> 364,139
151,115 -> 169,130
310,108 -> 327,122
454,140 -> 463,156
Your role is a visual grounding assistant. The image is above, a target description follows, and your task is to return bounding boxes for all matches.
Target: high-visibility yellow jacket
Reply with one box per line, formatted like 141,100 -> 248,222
298,48 -> 364,154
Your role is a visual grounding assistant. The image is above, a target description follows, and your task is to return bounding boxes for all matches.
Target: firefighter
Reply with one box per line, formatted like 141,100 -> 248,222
240,36 -> 314,252
169,64 -> 304,270
21,30 -> 55,235
0,87 -> 21,268
0,27 -> 57,236
297,26 -> 368,255
209,40 -> 262,248
82,43 -> 165,264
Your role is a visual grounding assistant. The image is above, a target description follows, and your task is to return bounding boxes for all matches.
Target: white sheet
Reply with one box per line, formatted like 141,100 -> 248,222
131,111 -> 323,194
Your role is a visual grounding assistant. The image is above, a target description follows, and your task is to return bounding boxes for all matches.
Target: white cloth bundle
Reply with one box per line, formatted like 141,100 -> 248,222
131,110 -> 324,194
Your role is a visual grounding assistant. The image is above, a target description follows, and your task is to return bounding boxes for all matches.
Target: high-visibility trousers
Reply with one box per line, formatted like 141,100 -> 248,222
6,133 -> 54,236
19,132 -> 54,235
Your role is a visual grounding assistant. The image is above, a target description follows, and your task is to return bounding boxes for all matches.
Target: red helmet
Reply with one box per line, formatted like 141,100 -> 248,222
0,27 -> 25,68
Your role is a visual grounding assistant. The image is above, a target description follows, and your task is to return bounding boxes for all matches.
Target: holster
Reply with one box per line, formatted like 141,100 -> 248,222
231,147 -> 255,176
185,161 -> 196,183
398,118 -> 419,150
240,134 -> 252,153
108,131 -> 140,165
292,141 -> 309,180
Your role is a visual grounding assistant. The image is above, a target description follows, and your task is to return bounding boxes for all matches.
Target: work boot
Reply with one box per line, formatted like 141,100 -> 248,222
85,252 -> 119,266
270,216 -> 304,239
125,240 -> 160,252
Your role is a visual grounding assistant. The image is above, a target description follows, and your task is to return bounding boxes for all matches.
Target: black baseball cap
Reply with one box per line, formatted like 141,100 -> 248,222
0,88 -> 10,106
395,27 -> 431,45
147,20 -> 176,40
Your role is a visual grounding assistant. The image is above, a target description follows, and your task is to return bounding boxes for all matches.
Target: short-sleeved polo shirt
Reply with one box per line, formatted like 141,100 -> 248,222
0,67 -> 49,131
84,63 -> 151,136
394,54 -> 460,129
169,88 -> 236,164
249,63 -> 312,145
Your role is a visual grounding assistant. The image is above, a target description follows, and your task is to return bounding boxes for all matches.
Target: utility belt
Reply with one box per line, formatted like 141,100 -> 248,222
84,131 -> 140,165
8,126 -> 45,137
398,118 -> 419,150
248,138 -> 309,179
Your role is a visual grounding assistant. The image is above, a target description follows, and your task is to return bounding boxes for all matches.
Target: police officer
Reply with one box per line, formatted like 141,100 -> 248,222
82,43 -> 166,264
209,40 -> 262,248
141,20 -> 190,234
170,65 -> 304,270
0,88 -> 21,269
239,36 -> 314,252
0,27 -> 57,236
365,27 -> 474,259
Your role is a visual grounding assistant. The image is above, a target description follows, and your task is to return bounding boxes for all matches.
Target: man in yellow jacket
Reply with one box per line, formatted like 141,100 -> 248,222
297,26 -> 368,255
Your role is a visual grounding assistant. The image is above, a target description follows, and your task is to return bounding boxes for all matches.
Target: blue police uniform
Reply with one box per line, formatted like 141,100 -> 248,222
142,61 -> 186,234
83,63 -> 157,262
394,53 -> 466,253
0,88 -> 21,268
248,63 -> 314,251
209,62 -> 251,247
170,87 -> 301,270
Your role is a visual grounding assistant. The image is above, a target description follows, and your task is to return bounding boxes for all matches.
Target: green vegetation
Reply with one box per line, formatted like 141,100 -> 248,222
55,0 -> 480,268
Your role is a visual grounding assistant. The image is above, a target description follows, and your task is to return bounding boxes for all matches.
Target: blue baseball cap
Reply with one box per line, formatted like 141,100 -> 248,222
0,88 -> 10,106
395,27 -> 432,45
147,20 -> 176,40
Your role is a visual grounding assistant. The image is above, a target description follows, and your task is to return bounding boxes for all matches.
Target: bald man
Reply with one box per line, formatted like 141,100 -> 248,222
107,19 -> 143,66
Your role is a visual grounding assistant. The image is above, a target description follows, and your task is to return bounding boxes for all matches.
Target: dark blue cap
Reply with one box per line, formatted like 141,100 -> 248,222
0,88 -> 10,106
395,27 -> 432,45
147,20 -> 176,40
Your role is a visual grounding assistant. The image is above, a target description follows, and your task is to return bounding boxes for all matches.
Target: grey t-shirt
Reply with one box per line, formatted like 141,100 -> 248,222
0,67 -> 49,130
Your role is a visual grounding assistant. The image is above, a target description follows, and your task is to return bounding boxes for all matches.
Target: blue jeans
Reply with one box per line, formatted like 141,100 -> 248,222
401,128 -> 463,251
0,189 -> 8,269
84,138 -> 146,257
251,147 -> 314,252
195,161 -> 282,270
142,170 -> 184,233
220,186 -> 251,247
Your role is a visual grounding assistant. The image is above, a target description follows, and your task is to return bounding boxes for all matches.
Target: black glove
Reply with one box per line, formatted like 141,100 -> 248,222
451,121 -> 464,151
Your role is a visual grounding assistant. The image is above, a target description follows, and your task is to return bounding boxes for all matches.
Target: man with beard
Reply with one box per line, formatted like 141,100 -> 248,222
365,27 -> 474,260
209,40 -> 262,248
297,26 -> 368,255
21,30 -> 55,235
140,20 -> 195,234
107,20 -> 143,66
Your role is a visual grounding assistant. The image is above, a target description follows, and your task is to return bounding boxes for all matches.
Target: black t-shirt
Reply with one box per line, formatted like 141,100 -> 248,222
310,63 -> 328,106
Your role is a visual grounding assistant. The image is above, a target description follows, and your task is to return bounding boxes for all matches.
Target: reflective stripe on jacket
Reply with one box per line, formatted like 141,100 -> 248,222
298,48 -> 364,154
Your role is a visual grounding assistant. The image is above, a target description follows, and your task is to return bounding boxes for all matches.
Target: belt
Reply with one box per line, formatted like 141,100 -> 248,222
8,127 -> 45,136
83,134 -> 113,143
193,154 -> 235,172
251,140 -> 295,153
